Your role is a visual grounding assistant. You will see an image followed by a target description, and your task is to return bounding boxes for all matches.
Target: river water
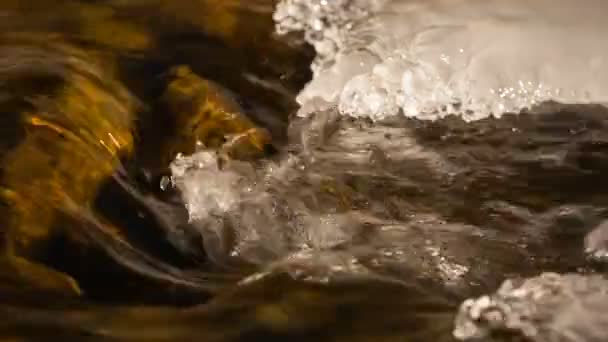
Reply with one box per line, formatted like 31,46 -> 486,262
1,1 -> 608,341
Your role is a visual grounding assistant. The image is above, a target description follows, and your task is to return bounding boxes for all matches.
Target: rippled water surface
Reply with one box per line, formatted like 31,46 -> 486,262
1,1 -> 608,341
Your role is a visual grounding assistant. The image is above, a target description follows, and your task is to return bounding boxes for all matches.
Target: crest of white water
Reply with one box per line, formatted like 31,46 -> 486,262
274,0 -> 608,121
453,272 -> 608,341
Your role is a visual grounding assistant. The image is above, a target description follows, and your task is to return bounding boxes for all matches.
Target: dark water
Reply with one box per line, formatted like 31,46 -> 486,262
0,1 -> 607,341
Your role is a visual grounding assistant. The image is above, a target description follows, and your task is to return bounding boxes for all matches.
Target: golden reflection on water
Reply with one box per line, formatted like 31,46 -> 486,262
0,1 -> 456,341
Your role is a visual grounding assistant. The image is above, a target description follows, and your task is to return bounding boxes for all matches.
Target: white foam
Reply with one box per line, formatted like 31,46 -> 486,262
275,0 -> 608,121
169,151 -> 249,221
454,272 -> 608,341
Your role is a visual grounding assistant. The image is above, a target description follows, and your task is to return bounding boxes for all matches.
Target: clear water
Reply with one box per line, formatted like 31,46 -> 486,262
1,1 -> 608,342
164,1 -> 608,341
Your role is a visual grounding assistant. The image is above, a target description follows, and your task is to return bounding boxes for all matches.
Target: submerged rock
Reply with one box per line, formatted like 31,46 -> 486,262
0,33 -> 139,297
159,65 -> 274,164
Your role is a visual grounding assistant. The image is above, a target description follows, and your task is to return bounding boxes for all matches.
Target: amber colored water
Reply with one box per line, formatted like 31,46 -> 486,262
0,2 -> 607,342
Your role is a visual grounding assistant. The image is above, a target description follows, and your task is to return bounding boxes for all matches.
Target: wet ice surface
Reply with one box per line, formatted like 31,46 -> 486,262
164,1 -> 608,341
275,0 -> 608,121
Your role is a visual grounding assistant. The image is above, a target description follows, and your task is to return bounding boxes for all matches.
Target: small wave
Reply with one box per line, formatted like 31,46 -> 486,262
167,102 -> 608,288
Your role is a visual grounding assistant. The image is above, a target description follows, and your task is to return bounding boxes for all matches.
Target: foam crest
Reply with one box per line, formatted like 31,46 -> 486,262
454,273 -> 608,341
276,0 -> 608,121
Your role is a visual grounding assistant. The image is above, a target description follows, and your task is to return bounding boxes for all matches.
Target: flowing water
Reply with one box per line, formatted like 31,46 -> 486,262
1,1 -> 608,341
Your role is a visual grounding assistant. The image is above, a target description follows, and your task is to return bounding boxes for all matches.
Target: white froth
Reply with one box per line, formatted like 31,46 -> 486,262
275,0 -> 608,121
169,152 -> 245,221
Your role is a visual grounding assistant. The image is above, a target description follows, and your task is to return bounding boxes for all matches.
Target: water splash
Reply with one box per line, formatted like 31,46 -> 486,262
167,103 -> 608,291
